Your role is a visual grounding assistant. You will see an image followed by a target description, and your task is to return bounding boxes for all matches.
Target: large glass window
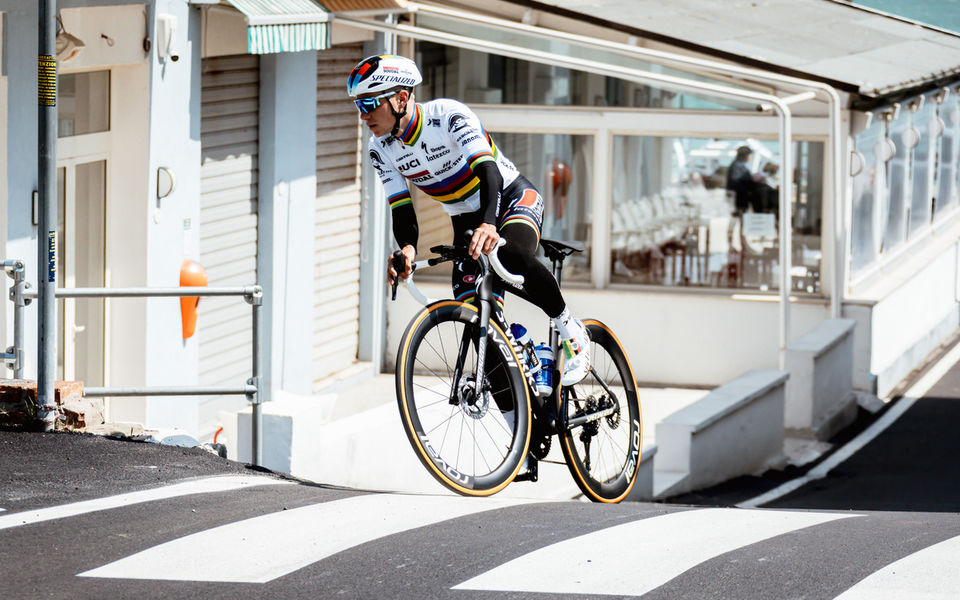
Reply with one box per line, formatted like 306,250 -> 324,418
610,136 -> 823,292
909,96 -> 937,234
884,112 -> 910,251
415,38 -> 758,111
409,133 -> 594,283
850,120 -> 886,274
58,71 -> 110,138
934,94 -> 960,218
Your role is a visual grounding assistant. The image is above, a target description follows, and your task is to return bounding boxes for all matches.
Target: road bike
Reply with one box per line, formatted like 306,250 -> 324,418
392,234 -> 643,503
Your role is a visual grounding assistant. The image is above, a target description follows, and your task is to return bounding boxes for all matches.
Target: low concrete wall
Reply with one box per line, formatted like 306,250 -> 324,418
625,444 -> 657,501
785,318 -> 857,439
654,370 -> 787,499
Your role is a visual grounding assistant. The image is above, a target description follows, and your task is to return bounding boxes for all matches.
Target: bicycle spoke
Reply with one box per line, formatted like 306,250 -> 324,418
414,351 -> 458,389
439,404 -> 457,457
412,382 -> 449,399
477,415 -> 510,458
427,406 -> 461,437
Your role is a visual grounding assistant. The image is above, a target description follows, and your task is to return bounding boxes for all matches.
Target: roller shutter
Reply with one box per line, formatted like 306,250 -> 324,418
198,55 -> 260,435
313,44 -> 364,387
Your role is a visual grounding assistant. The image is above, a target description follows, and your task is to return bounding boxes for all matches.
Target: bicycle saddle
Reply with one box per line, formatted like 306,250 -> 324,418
540,237 -> 584,262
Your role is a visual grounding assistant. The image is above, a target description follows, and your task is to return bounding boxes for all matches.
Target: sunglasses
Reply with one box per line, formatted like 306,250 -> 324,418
354,91 -> 398,115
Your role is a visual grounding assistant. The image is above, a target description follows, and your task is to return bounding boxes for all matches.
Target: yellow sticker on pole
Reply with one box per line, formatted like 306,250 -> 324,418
38,55 -> 57,106
47,231 -> 57,283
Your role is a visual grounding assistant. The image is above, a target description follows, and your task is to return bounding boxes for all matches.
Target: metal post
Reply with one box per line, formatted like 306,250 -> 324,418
3,261 -> 26,379
777,103 -> 793,370
37,0 -> 59,429
249,286 -> 263,466
13,263 -> 26,380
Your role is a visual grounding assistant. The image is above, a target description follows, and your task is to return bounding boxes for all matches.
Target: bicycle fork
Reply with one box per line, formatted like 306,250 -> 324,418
449,255 -> 495,407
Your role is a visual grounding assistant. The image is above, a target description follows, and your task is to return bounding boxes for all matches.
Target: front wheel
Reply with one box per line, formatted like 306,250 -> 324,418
557,320 -> 643,503
396,301 -> 531,496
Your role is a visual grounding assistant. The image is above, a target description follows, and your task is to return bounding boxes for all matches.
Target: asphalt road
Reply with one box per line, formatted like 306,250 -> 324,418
2,341 -> 960,599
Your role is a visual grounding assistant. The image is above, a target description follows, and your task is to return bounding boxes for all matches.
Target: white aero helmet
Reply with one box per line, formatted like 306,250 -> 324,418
347,54 -> 422,97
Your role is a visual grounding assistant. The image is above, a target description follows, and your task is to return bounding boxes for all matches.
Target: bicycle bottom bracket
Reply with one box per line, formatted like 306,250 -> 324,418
457,377 -> 490,419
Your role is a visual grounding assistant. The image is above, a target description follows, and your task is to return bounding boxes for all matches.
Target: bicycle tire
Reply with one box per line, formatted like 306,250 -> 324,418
396,300 -> 531,496
557,319 -> 643,503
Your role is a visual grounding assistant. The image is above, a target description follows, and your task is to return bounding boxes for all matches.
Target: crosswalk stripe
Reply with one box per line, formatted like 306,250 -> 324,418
0,475 -> 290,531
832,534 -> 960,600
78,493 -> 539,583
455,507 -> 859,596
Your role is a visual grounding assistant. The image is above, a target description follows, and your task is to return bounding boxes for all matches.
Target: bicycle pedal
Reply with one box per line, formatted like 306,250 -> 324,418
514,458 -> 539,482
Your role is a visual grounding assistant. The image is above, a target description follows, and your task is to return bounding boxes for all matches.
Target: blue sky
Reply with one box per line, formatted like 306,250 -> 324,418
851,0 -> 960,32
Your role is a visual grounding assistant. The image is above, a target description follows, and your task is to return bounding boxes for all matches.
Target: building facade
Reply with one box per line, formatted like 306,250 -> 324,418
3,0 -> 960,440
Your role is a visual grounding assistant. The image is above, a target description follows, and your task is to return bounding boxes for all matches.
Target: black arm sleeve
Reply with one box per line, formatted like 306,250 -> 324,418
391,202 -> 419,252
473,161 -> 503,225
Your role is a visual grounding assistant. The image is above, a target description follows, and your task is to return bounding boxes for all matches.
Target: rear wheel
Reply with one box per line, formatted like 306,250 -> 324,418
557,320 -> 643,503
396,301 -> 531,496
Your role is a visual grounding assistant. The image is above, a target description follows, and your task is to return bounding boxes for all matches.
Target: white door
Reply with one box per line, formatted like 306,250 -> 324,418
55,69 -> 111,387
56,157 -> 107,387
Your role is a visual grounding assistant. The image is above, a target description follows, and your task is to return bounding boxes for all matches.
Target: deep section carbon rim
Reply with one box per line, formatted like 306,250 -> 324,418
558,321 -> 642,502
397,302 -> 530,495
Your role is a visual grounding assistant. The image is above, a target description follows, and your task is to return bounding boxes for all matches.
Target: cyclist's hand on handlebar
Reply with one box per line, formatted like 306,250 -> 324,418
387,245 -> 416,286
469,223 -> 500,259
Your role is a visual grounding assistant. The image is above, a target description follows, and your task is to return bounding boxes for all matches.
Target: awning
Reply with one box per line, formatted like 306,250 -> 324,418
222,0 -> 331,54
318,0 -> 407,11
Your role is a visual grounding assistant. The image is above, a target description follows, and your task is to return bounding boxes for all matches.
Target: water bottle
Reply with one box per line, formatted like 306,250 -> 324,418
534,344 -> 554,396
509,323 -> 540,373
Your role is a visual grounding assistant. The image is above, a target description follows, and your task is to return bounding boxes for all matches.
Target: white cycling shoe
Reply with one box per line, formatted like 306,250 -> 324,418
559,321 -> 591,386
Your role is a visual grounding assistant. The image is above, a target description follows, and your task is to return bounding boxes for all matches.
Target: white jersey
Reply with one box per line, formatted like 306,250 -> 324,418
368,98 -> 520,216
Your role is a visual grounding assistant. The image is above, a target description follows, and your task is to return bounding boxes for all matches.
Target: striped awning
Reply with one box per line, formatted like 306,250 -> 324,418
223,0 -> 331,54
318,0 -> 407,11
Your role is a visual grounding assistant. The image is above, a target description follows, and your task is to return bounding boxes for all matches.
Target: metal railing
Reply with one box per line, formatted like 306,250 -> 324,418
2,259 -> 265,465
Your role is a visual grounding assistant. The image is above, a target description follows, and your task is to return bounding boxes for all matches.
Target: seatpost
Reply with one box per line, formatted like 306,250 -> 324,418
549,255 -> 564,351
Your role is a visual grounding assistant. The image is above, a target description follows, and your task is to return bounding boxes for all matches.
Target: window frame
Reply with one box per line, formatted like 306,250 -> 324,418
474,104 -> 830,291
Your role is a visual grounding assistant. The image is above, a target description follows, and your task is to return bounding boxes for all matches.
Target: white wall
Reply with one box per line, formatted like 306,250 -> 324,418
0,11 -> 7,358
103,62 -> 151,425
869,240 -> 960,397
140,0 -> 203,430
258,51 -> 318,397
386,281 -> 830,387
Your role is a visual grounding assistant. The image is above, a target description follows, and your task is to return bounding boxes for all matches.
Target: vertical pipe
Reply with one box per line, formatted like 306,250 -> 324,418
37,0 -> 58,429
777,104 -> 793,370
591,128 -> 611,289
250,287 -> 263,466
829,96 -> 845,319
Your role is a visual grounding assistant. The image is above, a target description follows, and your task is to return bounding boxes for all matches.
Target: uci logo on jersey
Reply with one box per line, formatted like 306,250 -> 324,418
397,158 -> 422,172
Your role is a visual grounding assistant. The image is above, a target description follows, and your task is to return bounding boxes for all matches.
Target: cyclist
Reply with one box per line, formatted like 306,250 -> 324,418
347,54 -> 590,385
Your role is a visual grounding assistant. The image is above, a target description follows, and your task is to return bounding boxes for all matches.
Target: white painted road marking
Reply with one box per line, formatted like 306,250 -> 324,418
0,475 -> 290,531
79,493 -> 538,583
739,339 -> 960,508
833,534 -> 960,600
455,508 -> 859,597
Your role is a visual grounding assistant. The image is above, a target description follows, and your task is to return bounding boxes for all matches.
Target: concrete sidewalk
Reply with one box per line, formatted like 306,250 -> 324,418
222,374 -> 708,501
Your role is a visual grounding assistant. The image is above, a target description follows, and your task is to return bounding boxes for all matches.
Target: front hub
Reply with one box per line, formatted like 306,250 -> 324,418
458,377 -> 490,419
